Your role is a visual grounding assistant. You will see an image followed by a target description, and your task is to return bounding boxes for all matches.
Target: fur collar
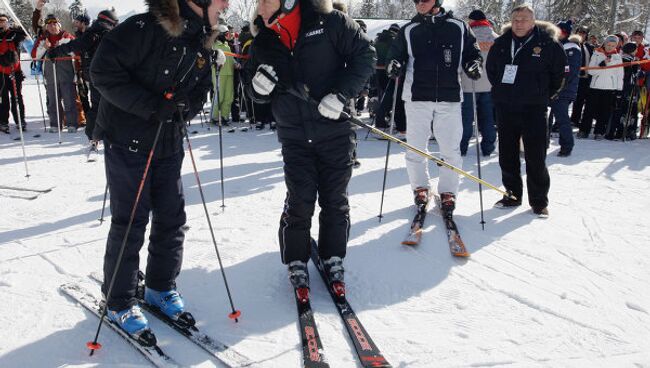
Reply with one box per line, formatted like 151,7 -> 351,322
251,0 -> 333,36
501,20 -> 560,42
568,34 -> 582,44
146,0 -> 184,37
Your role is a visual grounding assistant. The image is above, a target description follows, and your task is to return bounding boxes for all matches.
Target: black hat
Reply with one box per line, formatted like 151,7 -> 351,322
468,10 -> 487,21
44,14 -> 59,25
75,14 -> 90,25
97,9 -> 119,26
389,23 -> 400,33
576,25 -> 589,35
622,42 -> 637,55
556,20 -> 573,36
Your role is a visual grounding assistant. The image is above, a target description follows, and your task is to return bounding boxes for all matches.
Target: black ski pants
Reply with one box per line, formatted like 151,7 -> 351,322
102,142 -> 187,311
279,133 -> 355,264
496,103 -> 550,209
579,88 -> 616,136
570,77 -> 591,125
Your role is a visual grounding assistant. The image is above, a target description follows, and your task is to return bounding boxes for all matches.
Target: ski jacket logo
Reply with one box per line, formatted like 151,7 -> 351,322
305,28 -> 324,37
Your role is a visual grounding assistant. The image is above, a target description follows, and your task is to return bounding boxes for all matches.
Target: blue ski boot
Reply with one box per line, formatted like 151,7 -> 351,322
144,287 -> 196,328
107,305 -> 156,346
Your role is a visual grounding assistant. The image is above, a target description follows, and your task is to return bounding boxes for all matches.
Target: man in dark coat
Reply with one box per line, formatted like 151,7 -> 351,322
50,10 -> 119,141
245,0 -> 375,300
486,4 -> 566,216
90,0 -> 228,340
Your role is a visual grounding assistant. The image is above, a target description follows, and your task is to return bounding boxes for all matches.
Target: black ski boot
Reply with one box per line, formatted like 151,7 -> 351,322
288,260 -> 310,303
322,256 -> 345,301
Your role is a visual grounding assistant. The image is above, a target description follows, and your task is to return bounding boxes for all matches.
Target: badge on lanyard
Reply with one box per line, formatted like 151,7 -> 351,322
502,64 -> 518,84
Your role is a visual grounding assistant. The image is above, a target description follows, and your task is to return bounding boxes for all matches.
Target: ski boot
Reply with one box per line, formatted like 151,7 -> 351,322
322,256 -> 345,301
288,260 -> 310,304
439,192 -> 456,218
144,287 -> 196,328
107,305 -> 157,347
414,187 -> 429,208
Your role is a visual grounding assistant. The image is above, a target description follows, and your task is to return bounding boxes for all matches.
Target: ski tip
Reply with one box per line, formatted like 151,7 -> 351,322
228,310 -> 242,320
452,251 -> 470,258
86,341 -> 102,351
401,240 -> 418,246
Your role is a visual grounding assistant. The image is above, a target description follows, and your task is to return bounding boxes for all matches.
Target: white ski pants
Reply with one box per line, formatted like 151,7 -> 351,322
404,101 -> 463,195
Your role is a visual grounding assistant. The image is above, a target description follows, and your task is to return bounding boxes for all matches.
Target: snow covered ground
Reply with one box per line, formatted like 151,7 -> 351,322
1,79 -> 650,367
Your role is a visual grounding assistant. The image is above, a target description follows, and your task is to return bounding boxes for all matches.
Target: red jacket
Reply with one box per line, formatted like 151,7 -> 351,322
31,30 -> 75,60
0,28 -> 26,75
635,43 -> 650,72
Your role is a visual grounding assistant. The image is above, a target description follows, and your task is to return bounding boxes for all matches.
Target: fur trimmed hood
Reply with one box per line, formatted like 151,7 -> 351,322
501,20 -> 560,42
250,0 -> 334,36
146,0 -> 185,37
568,34 -> 582,44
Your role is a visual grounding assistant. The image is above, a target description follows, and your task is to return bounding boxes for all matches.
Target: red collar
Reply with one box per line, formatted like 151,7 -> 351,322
469,20 -> 491,28
597,47 -> 618,57
272,3 -> 301,50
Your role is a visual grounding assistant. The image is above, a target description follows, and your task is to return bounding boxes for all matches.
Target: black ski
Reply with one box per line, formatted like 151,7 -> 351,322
60,282 -> 180,368
433,195 -> 469,257
294,285 -> 330,368
310,239 -> 392,368
89,272 -> 254,368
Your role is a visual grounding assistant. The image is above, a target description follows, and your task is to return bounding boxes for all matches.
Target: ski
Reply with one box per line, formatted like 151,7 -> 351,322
293,283 -> 330,368
433,195 -> 470,258
60,282 -> 180,368
402,195 -> 431,246
89,272 -> 254,368
0,191 -> 39,200
0,184 -> 54,193
309,239 -> 392,368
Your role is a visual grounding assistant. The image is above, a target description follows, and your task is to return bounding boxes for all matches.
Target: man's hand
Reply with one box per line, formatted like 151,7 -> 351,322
463,60 -> 482,80
386,59 -> 401,79
252,64 -> 277,96
318,93 -> 347,120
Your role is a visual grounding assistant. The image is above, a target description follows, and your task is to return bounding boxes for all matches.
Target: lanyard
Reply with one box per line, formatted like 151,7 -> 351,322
510,34 -> 534,63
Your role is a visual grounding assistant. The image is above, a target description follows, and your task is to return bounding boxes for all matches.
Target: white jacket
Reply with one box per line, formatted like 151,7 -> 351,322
588,49 -> 624,91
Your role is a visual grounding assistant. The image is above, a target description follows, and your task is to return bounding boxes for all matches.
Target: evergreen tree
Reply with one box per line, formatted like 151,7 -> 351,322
68,0 -> 84,20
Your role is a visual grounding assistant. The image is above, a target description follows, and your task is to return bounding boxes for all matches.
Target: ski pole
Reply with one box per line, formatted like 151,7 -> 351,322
377,76 -> 400,221
471,80 -> 486,230
87,93 -> 171,355
98,181 -> 109,224
181,117 -> 241,322
259,69 -> 516,200
52,61 -> 63,144
35,74 -> 47,132
10,70 -> 29,177
215,69 -> 226,209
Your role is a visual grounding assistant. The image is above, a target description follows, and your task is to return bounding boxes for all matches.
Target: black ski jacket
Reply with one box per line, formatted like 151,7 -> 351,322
486,21 -> 567,106
54,20 -> 113,77
386,9 -> 482,103
91,0 -> 214,157
244,0 -> 375,143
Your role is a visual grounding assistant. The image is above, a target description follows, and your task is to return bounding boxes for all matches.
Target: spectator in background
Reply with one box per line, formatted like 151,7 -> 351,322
31,14 -> 79,133
72,13 -> 92,124
606,42 -> 639,140
578,35 -> 624,140
548,20 -> 581,157
373,23 -> 400,129
0,13 -> 27,134
73,13 -> 90,37
486,5 -> 566,216
460,9 -> 497,157
49,10 -> 119,142
588,34 -> 599,47
570,25 -> 594,127
212,24 -> 234,127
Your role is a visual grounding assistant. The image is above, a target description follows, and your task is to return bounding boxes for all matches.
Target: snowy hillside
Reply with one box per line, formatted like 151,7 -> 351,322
1,78 -> 650,367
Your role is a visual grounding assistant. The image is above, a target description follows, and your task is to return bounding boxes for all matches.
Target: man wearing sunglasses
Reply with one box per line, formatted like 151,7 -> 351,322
385,0 -> 482,218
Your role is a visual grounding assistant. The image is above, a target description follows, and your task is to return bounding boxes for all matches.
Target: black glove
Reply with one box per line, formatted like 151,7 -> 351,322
386,60 -> 402,79
0,52 -> 16,67
152,97 -> 179,123
464,60 -> 482,80
598,60 -> 607,67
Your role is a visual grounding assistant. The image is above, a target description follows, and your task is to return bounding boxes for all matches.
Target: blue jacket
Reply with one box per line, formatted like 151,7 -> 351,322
559,35 -> 582,100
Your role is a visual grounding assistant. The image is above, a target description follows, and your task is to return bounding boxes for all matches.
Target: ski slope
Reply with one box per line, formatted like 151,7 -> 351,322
1,79 -> 650,367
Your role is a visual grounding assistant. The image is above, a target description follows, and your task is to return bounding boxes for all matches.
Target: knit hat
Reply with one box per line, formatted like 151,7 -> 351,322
468,10 -> 487,21
389,23 -> 400,33
44,14 -> 59,25
75,14 -> 90,25
604,35 -> 619,44
97,10 -> 119,26
556,20 -> 573,36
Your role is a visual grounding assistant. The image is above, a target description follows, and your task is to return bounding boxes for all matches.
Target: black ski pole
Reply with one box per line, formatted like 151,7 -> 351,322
35,74 -> 47,132
87,93 -> 170,355
622,81 -> 637,142
378,76 -> 400,221
182,121 -> 241,322
471,80 -> 486,230
98,181 -> 109,224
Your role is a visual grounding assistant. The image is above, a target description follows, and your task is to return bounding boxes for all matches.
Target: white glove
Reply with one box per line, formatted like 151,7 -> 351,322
214,49 -> 226,67
252,64 -> 277,96
318,93 -> 346,120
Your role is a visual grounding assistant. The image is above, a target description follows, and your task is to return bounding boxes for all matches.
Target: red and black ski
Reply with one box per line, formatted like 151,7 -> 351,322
294,285 -> 329,368
310,239 -> 392,368
433,195 -> 470,257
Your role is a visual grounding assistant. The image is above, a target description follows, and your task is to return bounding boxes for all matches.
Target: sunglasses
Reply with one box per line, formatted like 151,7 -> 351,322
413,0 -> 432,3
